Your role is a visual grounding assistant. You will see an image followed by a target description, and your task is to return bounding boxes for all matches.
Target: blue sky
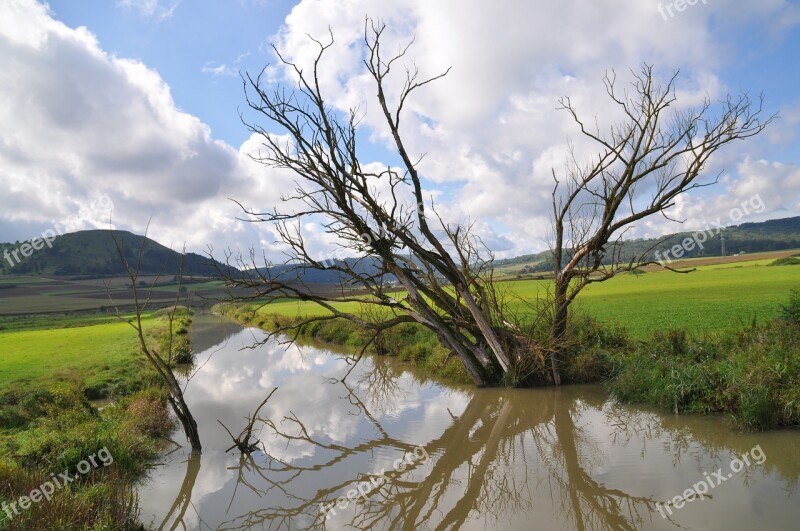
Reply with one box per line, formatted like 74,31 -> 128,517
1,0 -> 799,261
47,1 -> 293,146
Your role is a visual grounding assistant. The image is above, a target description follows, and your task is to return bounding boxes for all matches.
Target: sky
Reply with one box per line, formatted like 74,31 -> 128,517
1,0 -> 799,263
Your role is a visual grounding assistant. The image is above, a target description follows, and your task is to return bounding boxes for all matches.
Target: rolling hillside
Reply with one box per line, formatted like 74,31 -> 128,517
0,230 -> 231,278
495,215 -> 800,276
2,215 -> 798,283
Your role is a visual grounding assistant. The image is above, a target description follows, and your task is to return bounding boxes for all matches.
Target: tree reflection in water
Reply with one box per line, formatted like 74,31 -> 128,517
164,369 -> 663,530
143,329 -> 800,531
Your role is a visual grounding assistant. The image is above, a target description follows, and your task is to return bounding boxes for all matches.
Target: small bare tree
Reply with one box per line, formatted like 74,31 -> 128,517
548,65 -> 773,384
108,230 -> 202,452
223,20 -> 529,387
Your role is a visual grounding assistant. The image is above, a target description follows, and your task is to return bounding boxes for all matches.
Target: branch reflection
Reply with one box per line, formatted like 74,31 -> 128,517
210,378 -> 659,530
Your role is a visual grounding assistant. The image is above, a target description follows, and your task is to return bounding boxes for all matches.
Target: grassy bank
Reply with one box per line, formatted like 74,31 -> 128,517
217,287 -> 800,430
606,322 -> 800,429
0,308 -> 194,529
216,303 -> 474,384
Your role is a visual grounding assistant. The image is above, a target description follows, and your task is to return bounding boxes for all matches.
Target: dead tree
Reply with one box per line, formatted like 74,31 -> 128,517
223,20 -> 526,387
218,387 -> 278,453
108,229 -> 202,452
548,65 -> 773,384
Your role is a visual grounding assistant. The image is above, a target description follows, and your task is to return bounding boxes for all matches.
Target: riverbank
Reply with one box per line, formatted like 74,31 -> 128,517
216,290 -> 800,430
0,308 -> 194,529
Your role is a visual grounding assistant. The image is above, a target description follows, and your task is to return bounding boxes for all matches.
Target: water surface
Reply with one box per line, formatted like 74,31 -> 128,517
137,316 -> 800,530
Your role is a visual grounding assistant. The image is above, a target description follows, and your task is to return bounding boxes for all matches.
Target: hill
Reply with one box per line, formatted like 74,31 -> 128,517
495,215 -> 800,276
0,230 -> 230,278
4,215 -> 795,283
260,257 -> 397,286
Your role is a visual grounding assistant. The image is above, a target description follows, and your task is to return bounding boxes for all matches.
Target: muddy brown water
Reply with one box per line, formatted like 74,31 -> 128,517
137,315 -> 800,530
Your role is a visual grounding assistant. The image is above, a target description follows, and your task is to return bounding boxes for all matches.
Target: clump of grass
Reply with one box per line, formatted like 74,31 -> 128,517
562,316 -> 628,383
0,384 -> 171,529
608,293 -> 800,429
117,387 -> 175,439
9,386 -> 165,476
0,461 -> 140,530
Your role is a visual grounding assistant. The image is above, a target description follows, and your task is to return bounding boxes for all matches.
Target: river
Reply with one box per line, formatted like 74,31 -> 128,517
136,315 -> 800,530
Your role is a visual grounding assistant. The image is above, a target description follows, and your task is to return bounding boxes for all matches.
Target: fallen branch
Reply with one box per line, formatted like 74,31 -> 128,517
219,387 -> 279,454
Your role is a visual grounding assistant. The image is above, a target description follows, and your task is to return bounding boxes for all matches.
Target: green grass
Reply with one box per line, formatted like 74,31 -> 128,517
251,261 -> 798,338
607,323 -> 800,430
0,311 -> 182,529
0,323 -> 136,386
568,265 -> 797,337
0,317 -> 156,398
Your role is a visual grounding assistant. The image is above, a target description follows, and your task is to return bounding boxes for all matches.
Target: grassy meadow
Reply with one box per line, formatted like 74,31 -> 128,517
0,310 -> 188,529
0,320 -> 143,397
513,259 -> 799,337
254,251 -> 800,338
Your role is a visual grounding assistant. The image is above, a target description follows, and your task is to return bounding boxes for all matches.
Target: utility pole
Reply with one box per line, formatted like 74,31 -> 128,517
720,232 -> 726,257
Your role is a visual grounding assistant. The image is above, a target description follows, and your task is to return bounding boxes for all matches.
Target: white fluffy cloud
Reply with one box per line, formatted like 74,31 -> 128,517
267,0 -> 800,256
0,0 -> 289,257
0,0 -> 798,262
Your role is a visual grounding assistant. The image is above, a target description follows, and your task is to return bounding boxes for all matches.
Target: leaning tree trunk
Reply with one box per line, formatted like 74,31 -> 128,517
134,324 -> 203,452
164,371 -> 202,452
392,267 -> 493,386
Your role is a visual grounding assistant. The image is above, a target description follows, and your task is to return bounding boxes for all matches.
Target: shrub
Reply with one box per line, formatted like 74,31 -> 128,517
779,288 -> 800,326
768,255 -> 800,266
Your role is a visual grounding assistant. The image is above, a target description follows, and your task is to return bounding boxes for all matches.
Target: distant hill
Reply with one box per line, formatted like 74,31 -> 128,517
495,215 -> 800,275
256,216 -> 800,283
5,215 -> 795,282
0,230 -> 231,278
259,257 -> 397,286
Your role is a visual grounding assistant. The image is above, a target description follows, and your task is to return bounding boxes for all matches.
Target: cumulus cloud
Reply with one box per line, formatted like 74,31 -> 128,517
0,0 -> 291,257
0,0 -> 798,263
266,0 -> 800,257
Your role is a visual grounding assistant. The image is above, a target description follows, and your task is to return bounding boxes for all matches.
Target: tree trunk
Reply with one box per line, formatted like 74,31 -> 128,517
169,389 -> 202,453
138,326 -> 202,452
550,278 -> 569,386
434,325 -> 492,387
455,285 -> 513,373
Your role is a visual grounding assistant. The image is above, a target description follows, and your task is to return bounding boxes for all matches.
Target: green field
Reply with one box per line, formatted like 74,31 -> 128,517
0,317 -> 150,397
255,256 -> 800,338
508,263 -> 798,337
